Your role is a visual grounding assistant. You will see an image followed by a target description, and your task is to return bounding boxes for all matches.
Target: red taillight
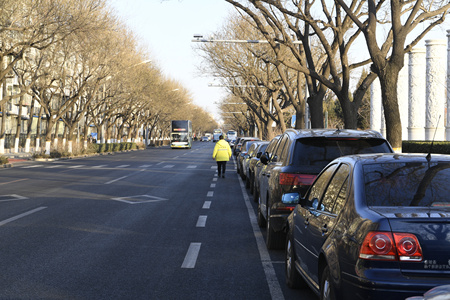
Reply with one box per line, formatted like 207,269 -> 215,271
279,173 -> 316,186
359,231 -> 423,261
393,233 -> 423,261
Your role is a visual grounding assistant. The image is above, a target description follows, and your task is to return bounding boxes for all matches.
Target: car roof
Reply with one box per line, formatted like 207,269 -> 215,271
334,153 -> 450,165
286,128 -> 386,139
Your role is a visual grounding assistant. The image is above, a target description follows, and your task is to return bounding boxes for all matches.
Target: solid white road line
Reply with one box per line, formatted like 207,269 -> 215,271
181,242 -> 201,268
196,215 -> 207,227
238,176 -> 285,300
116,165 -> 130,168
0,207 -> 47,227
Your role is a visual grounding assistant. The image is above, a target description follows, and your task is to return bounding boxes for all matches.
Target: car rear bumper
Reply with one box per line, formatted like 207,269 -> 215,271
341,270 -> 449,299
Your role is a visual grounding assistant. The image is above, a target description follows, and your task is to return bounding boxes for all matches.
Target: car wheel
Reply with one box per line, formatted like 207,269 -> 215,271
320,265 -> 336,300
249,175 -> 254,194
253,184 -> 259,203
245,175 -> 250,188
285,234 -> 306,289
257,197 -> 266,228
266,208 -> 286,250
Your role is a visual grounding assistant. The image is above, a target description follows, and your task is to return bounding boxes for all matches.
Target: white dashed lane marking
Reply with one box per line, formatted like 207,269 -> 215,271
181,243 -> 201,269
196,215 -> 207,227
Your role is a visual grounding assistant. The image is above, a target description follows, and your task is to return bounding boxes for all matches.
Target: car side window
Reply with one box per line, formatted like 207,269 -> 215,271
320,164 -> 350,214
273,135 -> 288,162
307,163 -> 339,207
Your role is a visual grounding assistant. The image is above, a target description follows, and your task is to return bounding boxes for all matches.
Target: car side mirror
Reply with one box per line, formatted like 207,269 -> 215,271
281,193 -> 300,205
260,154 -> 268,165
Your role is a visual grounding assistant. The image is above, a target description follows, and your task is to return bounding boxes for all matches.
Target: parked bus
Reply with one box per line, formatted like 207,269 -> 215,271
212,129 -> 223,142
170,120 -> 192,149
226,130 -> 237,146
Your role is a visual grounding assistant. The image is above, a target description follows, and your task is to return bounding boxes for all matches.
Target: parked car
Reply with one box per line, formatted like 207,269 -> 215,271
236,137 -> 260,176
285,153 -> 450,299
234,137 -> 258,157
243,141 -> 269,187
201,136 -> 209,142
253,136 -> 281,203
258,128 -> 393,249
244,141 -> 269,191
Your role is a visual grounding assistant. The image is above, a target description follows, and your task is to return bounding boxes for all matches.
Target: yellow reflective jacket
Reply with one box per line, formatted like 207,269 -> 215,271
212,139 -> 232,161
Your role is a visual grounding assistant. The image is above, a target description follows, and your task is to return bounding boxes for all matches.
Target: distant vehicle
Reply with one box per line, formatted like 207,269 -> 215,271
201,136 -> 209,142
226,130 -> 238,146
170,120 -> 192,149
212,129 -> 223,142
205,133 -> 212,141
285,153 -> 450,299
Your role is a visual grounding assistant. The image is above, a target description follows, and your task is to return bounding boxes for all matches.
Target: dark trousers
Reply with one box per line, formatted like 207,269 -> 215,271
217,161 -> 227,175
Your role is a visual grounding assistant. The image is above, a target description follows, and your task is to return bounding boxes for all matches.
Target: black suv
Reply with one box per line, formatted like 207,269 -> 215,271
257,128 -> 393,249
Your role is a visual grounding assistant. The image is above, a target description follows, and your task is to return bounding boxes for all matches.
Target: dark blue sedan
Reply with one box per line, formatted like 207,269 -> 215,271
284,153 -> 450,300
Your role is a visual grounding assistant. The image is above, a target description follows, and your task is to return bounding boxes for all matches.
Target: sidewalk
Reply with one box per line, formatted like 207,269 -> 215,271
1,152 -> 32,167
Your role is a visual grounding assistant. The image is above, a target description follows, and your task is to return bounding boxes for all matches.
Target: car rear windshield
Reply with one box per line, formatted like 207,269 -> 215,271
292,138 -> 391,169
363,162 -> 450,207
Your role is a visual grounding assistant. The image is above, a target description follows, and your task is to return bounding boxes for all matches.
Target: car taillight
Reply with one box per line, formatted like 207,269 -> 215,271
359,231 -> 423,261
279,173 -> 316,186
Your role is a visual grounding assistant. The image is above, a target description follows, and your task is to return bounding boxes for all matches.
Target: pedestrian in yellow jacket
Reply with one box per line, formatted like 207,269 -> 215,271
212,135 -> 232,178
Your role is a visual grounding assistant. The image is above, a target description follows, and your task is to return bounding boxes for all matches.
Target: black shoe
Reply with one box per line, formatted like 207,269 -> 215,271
222,175 -> 225,178
218,173 -> 221,177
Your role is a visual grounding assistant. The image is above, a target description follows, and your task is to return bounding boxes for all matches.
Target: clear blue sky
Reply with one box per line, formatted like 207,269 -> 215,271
109,0 -> 235,121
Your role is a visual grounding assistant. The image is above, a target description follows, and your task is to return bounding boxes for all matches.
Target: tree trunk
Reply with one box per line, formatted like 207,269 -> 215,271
378,70 -> 402,152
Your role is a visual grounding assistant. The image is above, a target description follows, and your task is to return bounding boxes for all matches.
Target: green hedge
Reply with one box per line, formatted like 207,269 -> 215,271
402,141 -> 450,154
92,142 -> 140,153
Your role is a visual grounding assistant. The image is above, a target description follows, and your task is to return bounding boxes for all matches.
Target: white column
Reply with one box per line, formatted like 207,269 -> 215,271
398,55 -> 409,141
370,77 -> 383,135
447,30 -> 450,140
425,39 -> 446,141
408,48 -> 426,140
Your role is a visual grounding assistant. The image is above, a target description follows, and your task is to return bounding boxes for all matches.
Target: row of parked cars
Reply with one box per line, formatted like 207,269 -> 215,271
232,129 -> 450,300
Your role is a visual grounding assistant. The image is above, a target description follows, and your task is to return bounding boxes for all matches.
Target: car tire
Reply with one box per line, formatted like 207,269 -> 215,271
266,216 -> 285,250
320,265 -> 336,300
249,174 -> 254,194
257,197 -> 266,228
285,234 -> 307,289
253,184 -> 259,203
245,175 -> 250,189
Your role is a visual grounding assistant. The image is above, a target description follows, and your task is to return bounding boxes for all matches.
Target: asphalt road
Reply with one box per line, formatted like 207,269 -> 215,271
0,142 -> 317,300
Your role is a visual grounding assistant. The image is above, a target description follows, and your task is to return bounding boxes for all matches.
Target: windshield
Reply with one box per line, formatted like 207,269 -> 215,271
363,162 -> 450,207
292,138 -> 391,169
171,133 -> 188,142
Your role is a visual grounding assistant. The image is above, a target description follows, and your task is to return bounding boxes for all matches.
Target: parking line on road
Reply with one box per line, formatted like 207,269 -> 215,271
196,215 -> 207,227
0,207 -> 47,227
21,165 -> 43,168
207,191 -> 214,197
202,201 -> 211,209
181,243 -> 201,268
105,175 -> 129,185
238,176 -> 285,300
46,165 -> 62,168
210,183 -> 216,188
212,178 -> 218,182
91,165 -> 107,168
187,165 -> 197,169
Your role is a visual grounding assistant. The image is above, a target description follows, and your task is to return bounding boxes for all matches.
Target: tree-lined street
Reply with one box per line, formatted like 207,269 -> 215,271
0,144 -> 315,299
